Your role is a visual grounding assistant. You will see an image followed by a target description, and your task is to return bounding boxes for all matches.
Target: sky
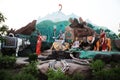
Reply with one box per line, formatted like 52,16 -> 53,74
0,0 -> 120,34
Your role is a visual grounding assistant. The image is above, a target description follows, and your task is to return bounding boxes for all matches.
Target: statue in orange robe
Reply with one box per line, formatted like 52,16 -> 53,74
36,34 -> 42,56
100,33 -> 108,51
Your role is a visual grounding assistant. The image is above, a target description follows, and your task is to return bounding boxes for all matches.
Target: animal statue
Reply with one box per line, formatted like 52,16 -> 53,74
99,37 -> 111,51
50,41 -> 70,51
1,33 -> 30,56
37,59 -> 90,77
86,35 -> 111,51
49,41 -> 70,60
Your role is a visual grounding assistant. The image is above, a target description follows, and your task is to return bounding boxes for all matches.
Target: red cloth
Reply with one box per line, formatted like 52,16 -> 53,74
36,35 -> 42,55
100,32 -> 107,51
100,33 -> 105,38
102,41 -> 107,50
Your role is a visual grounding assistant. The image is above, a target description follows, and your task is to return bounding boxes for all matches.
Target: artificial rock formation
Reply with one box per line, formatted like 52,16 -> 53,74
113,39 -> 120,50
65,18 -> 97,41
15,20 -> 36,35
7,20 -> 36,35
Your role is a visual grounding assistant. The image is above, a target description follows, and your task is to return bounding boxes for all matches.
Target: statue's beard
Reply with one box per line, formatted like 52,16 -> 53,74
87,37 -> 95,44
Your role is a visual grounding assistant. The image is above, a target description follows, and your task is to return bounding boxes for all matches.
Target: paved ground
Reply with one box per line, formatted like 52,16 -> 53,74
13,49 -> 51,64
16,52 -> 50,65
16,57 -> 29,64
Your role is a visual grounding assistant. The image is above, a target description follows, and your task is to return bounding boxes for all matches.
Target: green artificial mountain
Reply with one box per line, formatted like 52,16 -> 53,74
19,12 -> 119,52
87,23 -> 119,39
36,20 -> 69,42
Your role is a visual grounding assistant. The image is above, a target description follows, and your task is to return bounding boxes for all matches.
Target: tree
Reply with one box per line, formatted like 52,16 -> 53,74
0,12 -> 8,35
0,12 -> 9,43
0,25 -> 8,35
118,33 -> 120,38
0,12 -> 6,23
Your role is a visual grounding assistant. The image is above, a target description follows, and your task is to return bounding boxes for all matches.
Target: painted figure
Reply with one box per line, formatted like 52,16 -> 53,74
36,33 -> 42,56
71,37 -> 80,48
99,33 -> 111,51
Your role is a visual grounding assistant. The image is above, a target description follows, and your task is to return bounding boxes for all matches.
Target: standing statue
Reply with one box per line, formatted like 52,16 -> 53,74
36,33 -> 43,56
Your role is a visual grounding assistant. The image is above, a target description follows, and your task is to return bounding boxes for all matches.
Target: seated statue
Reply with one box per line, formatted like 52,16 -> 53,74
86,35 -> 100,51
79,37 -> 90,50
71,37 -> 80,48
80,34 -> 111,51
99,33 -> 111,51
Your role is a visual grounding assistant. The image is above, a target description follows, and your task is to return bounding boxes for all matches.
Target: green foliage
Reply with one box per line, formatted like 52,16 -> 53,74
0,55 -> 16,69
110,62 -> 120,68
110,62 -> 117,68
90,60 -> 105,72
0,25 -> 8,32
0,12 -> 6,23
0,69 -> 13,80
0,25 -> 9,39
91,60 -> 120,80
71,72 -> 85,80
93,67 -> 120,80
47,68 -> 70,80
28,53 -> 38,62
21,62 -> 39,78
118,33 -> 120,38
0,12 -> 8,36
0,63 -> 38,80
47,69 -> 86,80
13,73 -> 37,80
0,61 -> 38,80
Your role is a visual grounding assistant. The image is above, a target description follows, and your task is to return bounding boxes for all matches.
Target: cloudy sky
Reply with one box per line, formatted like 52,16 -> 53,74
0,0 -> 120,34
